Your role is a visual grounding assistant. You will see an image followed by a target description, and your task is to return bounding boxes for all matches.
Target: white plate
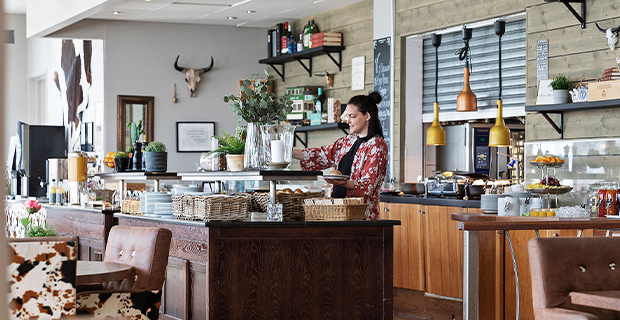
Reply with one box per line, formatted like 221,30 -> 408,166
606,215 -> 620,219
323,174 -> 349,180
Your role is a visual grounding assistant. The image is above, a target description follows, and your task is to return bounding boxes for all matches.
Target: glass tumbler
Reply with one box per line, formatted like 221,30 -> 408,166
261,124 -> 295,170
267,203 -> 283,222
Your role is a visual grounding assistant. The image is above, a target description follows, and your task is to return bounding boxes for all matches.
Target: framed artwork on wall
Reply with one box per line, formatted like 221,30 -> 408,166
176,121 -> 215,152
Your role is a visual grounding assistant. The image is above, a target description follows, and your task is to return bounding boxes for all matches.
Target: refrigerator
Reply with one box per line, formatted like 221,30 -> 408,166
434,123 -> 525,180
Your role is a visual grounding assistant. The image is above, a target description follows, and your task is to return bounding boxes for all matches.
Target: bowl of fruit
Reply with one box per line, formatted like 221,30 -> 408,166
530,155 -> 565,168
104,152 -> 116,168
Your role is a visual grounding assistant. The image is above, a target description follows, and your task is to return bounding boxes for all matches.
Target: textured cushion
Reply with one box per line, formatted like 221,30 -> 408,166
77,290 -> 162,320
529,237 -> 620,320
7,236 -> 78,320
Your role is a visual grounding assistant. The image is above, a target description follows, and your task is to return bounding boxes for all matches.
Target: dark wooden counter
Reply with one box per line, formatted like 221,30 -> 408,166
381,195 -> 481,208
44,205 -> 118,261
116,213 -> 399,320
451,212 -> 620,230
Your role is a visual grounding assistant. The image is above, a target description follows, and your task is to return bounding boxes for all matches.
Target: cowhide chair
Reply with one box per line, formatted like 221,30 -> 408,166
76,226 -> 172,320
529,236 -> 620,320
7,236 -> 78,320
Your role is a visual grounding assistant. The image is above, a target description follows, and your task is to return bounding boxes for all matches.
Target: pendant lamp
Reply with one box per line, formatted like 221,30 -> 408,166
426,33 -> 446,146
456,27 -> 477,112
489,20 -> 511,147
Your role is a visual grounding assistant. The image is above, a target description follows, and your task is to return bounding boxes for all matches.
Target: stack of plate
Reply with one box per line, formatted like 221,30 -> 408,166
155,202 -> 174,219
480,194 -> 507,213
140,192 -> 173,214
171,185 -> 203,195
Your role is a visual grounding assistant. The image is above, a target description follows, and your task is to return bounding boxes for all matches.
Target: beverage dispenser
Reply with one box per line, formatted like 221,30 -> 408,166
46,158 -> 68,199
68,152 -> 88,204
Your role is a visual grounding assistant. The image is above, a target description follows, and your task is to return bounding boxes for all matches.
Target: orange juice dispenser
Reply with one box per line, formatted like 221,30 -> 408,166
68,152 -> 88,204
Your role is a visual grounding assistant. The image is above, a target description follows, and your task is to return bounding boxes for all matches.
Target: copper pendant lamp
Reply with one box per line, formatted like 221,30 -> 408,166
426,33 -> 446,146
489,20 -> 511,147
456,27 -> 477,112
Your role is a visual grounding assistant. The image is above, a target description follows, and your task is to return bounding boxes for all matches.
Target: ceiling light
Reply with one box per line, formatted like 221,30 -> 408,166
112,11 -> 120,15
313,0 -> 326,3
247,10 -> 256,14
228,16 -> 237,20
426,34 -> 446,146
145,0 -> 151,2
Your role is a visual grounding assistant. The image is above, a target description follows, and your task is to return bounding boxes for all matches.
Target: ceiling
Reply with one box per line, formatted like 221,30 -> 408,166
5,0 -> 364,28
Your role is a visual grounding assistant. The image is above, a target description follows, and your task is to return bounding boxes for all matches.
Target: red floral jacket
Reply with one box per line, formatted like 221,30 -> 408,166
300,134 -> 388,220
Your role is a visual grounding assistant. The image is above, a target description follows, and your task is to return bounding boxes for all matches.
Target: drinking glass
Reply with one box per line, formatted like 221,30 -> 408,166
267,203 -> 283,222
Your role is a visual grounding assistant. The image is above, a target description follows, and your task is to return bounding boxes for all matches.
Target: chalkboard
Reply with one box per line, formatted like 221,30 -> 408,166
373,37 -> 391,180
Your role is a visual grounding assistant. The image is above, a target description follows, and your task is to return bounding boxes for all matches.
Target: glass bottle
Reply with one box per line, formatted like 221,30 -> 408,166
58,179 -> 65,206
287,34 -> 296,54
598,182 -> 608,217
50,179 -> 57,205
281,22 -> 289,54
297,34 -> 304,52
608,182 -> 619,216
303,20 -> 312,49
309,19 -> 320,48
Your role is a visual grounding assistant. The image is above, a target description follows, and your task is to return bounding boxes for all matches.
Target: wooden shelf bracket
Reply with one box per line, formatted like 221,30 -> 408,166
294,57 -> 312,77
540,111 -> 564,139
267,63 -> 285,82
545,0 -> 586,29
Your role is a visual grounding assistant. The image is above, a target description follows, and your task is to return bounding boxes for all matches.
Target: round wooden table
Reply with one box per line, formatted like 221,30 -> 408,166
76,261 -> 134,285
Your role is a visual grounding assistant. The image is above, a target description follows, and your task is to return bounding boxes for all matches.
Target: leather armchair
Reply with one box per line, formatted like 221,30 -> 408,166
7,236 -> 78,320
529,237 -> 620,320
76,226 -> 172,320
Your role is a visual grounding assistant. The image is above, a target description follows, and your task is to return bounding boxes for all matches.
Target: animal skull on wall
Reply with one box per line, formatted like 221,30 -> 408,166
174,55 -> 214,97
314,71 -> 335,88
596,23 -> 620,51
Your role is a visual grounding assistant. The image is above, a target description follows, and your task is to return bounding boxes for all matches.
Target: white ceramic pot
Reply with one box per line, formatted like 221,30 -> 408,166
226,154 -> 245,172
553,90 -> 570,104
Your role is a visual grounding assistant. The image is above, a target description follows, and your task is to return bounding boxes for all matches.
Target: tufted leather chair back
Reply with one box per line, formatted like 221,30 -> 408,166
103,226 -> 172,291
529,237 -> 620,320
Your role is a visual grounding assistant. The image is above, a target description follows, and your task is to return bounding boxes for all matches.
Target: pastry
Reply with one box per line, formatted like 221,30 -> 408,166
330,169 -> 342,175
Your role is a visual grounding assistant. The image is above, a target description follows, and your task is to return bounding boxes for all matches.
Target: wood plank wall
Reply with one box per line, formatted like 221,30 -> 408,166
280,0 -> 620,176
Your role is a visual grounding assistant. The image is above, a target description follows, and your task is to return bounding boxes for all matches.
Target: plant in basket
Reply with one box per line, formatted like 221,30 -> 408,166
550,74 -> 571,104
209,129 -> 246,172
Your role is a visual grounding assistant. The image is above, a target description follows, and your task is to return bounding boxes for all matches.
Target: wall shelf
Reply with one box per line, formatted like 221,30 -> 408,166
259,46 -> 345,82
294,123 -> 350,148
525,98 -> 620,138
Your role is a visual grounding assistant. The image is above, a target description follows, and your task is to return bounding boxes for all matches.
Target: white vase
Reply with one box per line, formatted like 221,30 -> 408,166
226,154 -> 245,172
553,90 -> 570,104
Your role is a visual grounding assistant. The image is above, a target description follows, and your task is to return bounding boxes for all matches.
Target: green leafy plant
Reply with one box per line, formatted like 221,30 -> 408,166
224,71 -> 293,124
210,129 -> 246,155
27,225 -> 57,237
145,141 -> 167,153
114,151 -> 129,158
550,74 -> 570,90
127,120 -> 144,144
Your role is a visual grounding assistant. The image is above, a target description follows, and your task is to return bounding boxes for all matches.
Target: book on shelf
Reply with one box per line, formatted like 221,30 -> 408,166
604,67 -> 619,73
311,41 -> 342,48
601,76 -> 620,81
267,29 -> 274,58
313,32 -> 342,38
602,71 -> 620,76
275,23 -> 284,57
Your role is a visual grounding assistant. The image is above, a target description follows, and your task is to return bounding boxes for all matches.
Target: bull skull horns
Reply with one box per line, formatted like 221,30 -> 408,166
313,70 -> 335,88
595,23 -> 620,51
174,55 -> 214,97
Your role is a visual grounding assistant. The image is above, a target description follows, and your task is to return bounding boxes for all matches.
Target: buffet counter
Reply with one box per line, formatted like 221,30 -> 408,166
380,194 -> 481,208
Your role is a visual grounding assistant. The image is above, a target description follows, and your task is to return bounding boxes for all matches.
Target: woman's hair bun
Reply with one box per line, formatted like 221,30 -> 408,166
368,91 -> 382,104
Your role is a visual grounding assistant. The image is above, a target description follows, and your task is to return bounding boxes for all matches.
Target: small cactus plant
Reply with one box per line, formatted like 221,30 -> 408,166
145,141 -> 166,153
127,120 -> 144,144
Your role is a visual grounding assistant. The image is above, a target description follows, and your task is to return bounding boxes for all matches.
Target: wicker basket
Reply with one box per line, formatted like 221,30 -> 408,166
252,192 -> 325,220
172,194 -> 250,221
121,199 -> 141,214
303,204 -> 368,221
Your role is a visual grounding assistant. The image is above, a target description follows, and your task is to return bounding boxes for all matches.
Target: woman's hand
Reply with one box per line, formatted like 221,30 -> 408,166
325,178 -> 353,189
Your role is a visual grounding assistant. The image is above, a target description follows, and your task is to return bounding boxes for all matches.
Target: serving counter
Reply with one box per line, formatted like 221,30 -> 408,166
116,213 -> 399,320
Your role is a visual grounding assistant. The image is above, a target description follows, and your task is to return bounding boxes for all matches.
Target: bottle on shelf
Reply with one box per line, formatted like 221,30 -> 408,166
287,34 -> 296,54
309,19 -> 320,48
297,34 -> 304,52
281,22 -> 289,54
58,179 -> 65,205
50,179 -> 57,205
303,20 -> 312,49
315,87 -> 323,113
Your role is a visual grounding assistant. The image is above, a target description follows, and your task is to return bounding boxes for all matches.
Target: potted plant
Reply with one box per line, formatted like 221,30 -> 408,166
114,151 -> 130,172
210,129 -> 246,172
144,141 -> 167,172
223,71 -> 293,170
127,120 -> 144,170
550,74 -> 571,103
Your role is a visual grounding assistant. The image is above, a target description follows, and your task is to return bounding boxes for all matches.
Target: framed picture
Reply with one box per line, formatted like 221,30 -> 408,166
176,121 -> 215,152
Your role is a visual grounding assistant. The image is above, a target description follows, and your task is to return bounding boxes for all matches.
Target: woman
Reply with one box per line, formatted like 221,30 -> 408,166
292,91 -> 388,220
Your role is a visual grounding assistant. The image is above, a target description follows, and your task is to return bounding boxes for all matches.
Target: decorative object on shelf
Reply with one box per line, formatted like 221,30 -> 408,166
489,20 -> 510,147
595,23 -> 619,51
127,120 -> 144,170
550,73 -> 571,103
114,151 -> 129,172
544,0 -> 586,29
260,124 -> 295,170
176,121 -> 215,153
224,71 -> 292,170
426,33 -> 446,146
144,141 -> 168,173
456,26 -> 477,112
174,55 -> 214,98
209,129 -> 246,172
569,77 -> 598,103
173,83 -> 177,103
314,70 -> 335,88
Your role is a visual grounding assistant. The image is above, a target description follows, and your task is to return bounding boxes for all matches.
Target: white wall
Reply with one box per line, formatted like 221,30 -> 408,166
1,1 -> 9,314
26,0 -> 119,37
52,20 -> 268,171
3,14 -> 27,152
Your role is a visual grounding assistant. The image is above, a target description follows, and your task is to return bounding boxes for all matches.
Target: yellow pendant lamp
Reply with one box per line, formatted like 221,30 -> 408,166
426,34 -> 446,146
489,20 -> 510,147
456,27 -> 477,112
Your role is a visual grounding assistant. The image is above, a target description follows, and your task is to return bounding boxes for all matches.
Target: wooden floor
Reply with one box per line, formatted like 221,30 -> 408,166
394,288 -> 462,320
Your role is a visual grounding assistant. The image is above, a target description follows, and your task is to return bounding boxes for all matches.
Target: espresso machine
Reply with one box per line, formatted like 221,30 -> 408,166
68,152 -> 88,204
